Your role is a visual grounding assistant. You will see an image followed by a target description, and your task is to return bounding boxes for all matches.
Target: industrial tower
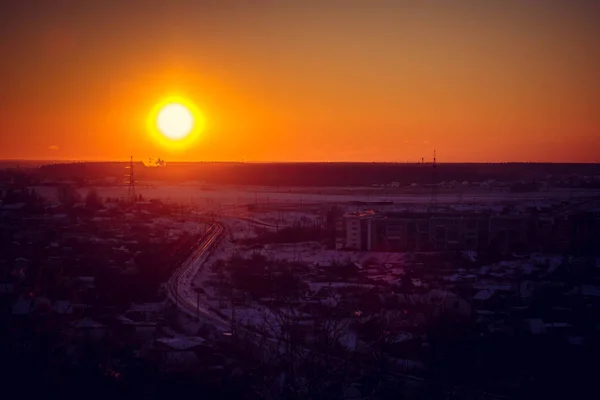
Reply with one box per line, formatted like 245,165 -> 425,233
125,156 -> 136,202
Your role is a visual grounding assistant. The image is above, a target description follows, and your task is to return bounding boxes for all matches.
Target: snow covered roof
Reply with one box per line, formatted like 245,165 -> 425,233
71,318 -> 105,329
1,203 -> 25,210
527,319 -> 546,335
153,217 -> 174,225
462,251 -> 477,262
342,385 -> 362,399
474,283 -> 513,292
0,283 -> 14,294
34,297 -> 52,309
473,289 -> 496,301
581,285 -> 600,297
155,336 -> 206,350
162,351 -> 198,368
52,300 -> 73,315
568,336 -> 584,346
117,315 -> 157,326
129,302 -> 165,313
448,273 -> 471,282
388,332 -> 414,344
545,322 -> 571,329
338,332 -> 358,352
391,358 -> 425,371
12,297 -> 33,315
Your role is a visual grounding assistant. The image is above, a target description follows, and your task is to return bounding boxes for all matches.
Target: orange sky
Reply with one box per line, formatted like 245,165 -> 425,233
1,0 -> 599,162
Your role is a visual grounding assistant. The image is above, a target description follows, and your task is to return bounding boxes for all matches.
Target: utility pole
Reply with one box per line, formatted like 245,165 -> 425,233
430,150 -> 438,212
230,268 -> 236,336
126,156 -> 136,203
196,288 -> 200,321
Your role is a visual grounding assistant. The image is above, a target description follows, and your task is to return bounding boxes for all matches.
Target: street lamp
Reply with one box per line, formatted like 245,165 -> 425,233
193,286 -> 203,321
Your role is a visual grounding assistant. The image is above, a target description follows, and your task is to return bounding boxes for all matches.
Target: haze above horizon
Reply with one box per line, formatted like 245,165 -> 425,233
1,1 -> 598,163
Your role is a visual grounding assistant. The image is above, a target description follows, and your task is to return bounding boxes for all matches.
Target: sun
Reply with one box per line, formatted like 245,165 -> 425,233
157,103 -> 194,140
148,96 -> 205,150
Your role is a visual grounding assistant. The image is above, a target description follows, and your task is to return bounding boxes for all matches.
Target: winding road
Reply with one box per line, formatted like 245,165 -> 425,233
166,219 -> 428,388
167,222 -> 229,330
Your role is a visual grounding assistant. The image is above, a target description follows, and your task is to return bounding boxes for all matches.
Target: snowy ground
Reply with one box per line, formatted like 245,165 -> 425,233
182,213 -> 577,374
151,218 -> 209,237
31,183 -> 600,208
219,217 -> 260,240
191,217 -> 412,333
195,220 -> 571,327
246,210 -> 322,228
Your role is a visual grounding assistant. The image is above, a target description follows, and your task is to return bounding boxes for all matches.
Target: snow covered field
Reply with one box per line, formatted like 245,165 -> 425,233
31,183 -> 600,208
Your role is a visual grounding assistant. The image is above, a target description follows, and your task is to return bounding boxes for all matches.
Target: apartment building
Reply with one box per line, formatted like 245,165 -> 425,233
344,210 -> 381,251
343,211 -> 491,252
342,210 -> 560,253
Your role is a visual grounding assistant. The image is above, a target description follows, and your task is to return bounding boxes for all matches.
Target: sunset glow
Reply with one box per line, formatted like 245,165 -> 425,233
0,1 -> 598,162
157,103 -> 194,140
147,97 -> 204,151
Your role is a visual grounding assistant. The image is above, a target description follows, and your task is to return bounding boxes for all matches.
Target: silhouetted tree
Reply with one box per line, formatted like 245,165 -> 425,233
57,185 -> 81,207
85,188 -> 102,209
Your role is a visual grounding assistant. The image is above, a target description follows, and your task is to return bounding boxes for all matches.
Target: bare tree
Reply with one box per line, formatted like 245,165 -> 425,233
85,188 -> 102,209
214,254 -> 401,398
249,281 -> 378,399
57,185 -> 81,207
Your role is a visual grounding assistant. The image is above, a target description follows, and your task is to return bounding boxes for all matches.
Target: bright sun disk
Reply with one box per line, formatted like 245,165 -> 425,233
156,103 -> 194,140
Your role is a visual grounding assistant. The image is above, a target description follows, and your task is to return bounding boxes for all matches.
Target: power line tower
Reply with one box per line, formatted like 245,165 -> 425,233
430,150 -> 438,212
125,156 -> 136,202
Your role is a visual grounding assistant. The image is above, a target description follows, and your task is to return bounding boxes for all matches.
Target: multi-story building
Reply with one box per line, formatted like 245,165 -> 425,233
340,208 -> 595,253
430,214 -> 489,251
344,210 -> 381,251
551,199 -> 600,254
488,216 -> 537,253
343,211 -> 491,252
385,212 -> 431,251
323,206 -> 345,249
555,210 -> 600,254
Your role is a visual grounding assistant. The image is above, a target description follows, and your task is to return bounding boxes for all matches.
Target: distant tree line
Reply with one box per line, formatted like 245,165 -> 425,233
35,162 -> 600,187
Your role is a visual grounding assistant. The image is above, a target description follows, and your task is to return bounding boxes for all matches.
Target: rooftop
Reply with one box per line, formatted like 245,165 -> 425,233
155,336 -> 206,351
71,318 -> 105,329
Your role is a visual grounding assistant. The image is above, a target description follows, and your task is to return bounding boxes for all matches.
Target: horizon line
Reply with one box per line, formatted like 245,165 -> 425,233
0,158 -> 599,165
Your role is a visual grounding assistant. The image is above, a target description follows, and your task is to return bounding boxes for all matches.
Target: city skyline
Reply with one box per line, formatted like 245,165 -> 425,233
1,0 -> 599,162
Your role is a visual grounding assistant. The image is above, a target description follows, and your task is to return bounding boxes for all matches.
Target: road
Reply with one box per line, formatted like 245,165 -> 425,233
167,222 -> 229,330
